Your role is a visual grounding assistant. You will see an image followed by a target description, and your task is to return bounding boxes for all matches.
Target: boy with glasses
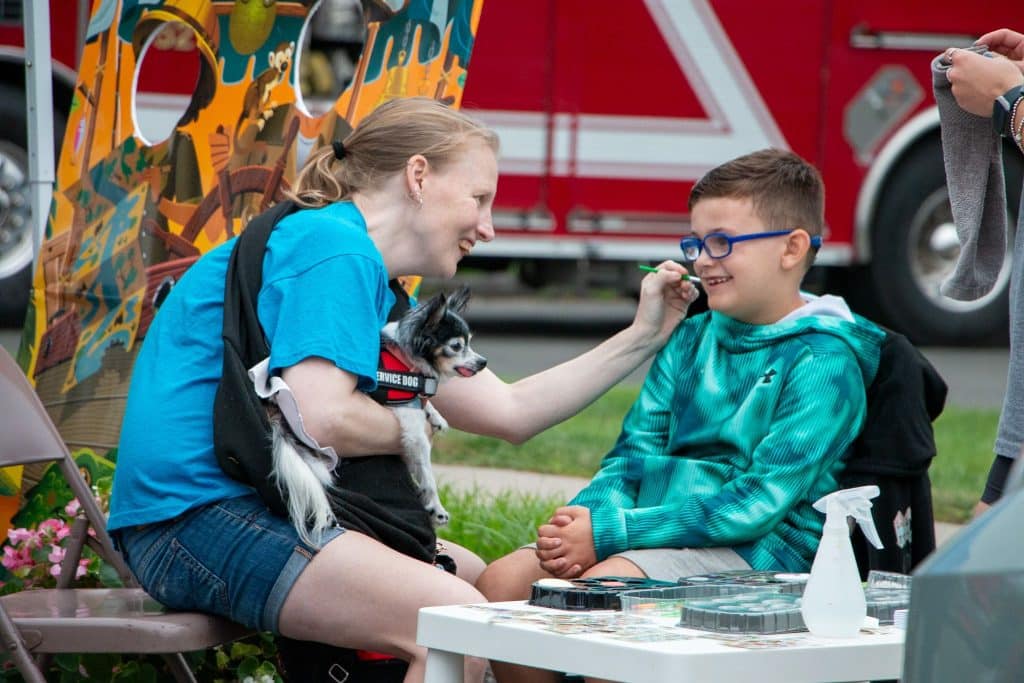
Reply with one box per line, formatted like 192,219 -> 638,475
477,149 -> 885,681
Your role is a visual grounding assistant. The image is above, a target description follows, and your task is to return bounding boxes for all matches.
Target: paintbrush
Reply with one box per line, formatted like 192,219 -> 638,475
637,265 -> 701,284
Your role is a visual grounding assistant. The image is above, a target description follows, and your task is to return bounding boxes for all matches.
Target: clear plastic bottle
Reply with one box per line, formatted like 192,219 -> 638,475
800,486 -> 883,638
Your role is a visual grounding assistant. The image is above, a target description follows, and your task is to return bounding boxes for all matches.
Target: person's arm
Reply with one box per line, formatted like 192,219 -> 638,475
282,357 -> 406,456
532,326 -> 687,576
430,262 -> 697,443
260,245 -> 410,457
567,321 -> 683,511
586,350 -> 869,560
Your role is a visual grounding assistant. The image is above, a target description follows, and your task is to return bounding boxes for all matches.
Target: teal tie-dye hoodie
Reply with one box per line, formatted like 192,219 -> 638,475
570,296 -> 884,572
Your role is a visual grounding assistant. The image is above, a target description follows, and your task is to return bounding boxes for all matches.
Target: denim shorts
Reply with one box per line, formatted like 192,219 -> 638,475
113,493 -> 344,632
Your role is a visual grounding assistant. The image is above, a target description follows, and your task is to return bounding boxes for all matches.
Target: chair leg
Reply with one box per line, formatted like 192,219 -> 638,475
163,652 -> 198,683
0,609 -> 47,683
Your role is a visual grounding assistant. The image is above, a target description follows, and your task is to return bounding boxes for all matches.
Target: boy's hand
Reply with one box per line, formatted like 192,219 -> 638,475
535,506 -> 598,578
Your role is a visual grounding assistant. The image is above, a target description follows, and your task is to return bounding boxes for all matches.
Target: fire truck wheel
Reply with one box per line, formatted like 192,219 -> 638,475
867,138 -> 1021,346
0,85 -> 66,327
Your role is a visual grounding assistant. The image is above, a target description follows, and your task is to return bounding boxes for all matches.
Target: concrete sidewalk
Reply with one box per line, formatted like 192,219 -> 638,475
434,464 -> 965,547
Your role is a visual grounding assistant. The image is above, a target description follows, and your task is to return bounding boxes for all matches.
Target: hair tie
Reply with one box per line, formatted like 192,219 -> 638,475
332,140 -> 346,160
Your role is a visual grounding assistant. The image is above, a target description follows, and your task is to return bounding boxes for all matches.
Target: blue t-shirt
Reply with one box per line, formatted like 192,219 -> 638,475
108,202 -> 395,531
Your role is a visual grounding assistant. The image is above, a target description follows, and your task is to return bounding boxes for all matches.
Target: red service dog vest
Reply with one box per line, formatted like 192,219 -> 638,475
369,340 -> 437,405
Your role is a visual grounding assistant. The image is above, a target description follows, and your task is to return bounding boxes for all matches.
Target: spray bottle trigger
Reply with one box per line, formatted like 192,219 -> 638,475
852,501 -> 884,550
812,485 -> 883,549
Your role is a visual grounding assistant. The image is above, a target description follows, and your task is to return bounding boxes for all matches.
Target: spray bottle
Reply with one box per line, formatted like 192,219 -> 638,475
800,485 -> 883,638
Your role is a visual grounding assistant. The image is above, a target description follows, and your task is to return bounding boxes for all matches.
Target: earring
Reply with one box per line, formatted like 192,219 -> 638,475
409,190 -> 423,208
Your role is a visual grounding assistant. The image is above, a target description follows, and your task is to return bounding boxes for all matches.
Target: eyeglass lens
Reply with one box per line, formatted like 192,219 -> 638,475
681,233 -> 732,261
705,234 -> 731,257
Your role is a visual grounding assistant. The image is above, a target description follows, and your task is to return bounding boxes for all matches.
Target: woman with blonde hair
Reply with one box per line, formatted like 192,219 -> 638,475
109,97 -> 697,681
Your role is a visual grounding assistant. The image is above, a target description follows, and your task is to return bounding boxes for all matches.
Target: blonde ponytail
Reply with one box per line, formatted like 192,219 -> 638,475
287,98 -> 499,208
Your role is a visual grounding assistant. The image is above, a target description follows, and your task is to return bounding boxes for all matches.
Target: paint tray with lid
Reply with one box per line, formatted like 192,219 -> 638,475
620,583 -> 782,626
679,590 -> 806,633
528,576 -> 678,611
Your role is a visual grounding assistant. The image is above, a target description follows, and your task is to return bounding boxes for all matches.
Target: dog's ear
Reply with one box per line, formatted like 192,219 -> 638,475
423,292 -> 448,329
446,285 -> 471,314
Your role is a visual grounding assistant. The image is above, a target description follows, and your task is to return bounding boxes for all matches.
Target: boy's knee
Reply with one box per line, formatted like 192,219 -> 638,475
476,549 -> 539,602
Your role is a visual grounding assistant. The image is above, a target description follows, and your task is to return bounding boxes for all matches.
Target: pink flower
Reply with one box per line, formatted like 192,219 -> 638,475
2,545 -> 34,571
64,499 -> 81,517
76,560 -> 89,579
49,564 -> 61,578
48,545 -> 65,565
7,528 -> 34,545
37,519 -> 70,542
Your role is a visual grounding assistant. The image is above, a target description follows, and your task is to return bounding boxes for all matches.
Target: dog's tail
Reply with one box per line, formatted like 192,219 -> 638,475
270,419 -> 336,549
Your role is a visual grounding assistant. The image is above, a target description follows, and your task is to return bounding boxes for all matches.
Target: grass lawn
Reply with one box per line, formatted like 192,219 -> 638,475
434,385 -> 999,524
437,485 -> 565,563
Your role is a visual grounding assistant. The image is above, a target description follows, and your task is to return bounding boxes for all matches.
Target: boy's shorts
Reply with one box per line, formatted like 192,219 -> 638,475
613,547 -> 750,581
113,493 -> 344,632
525,544 -> 750,581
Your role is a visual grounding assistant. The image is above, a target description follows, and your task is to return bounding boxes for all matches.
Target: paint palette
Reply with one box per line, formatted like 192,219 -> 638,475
529,576 -> 678,611
619,570 -> 911,633
620,584 -> 780,626
679,591 -> 806,634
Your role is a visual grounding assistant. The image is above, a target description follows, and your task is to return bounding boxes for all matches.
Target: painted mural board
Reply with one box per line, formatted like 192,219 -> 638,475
4,0 -> 484,528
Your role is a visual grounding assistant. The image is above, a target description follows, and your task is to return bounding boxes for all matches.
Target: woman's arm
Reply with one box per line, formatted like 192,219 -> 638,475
430,262 -> 697,443
282,357 -> 406,456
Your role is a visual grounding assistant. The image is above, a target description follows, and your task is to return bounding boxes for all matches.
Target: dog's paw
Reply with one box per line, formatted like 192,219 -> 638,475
424,403 -> 448,433
427,408 -> 448,434
427,503 -> 450,528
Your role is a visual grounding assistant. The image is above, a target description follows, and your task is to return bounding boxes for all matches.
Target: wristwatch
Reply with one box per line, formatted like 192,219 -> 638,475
992,84 -> 1024,137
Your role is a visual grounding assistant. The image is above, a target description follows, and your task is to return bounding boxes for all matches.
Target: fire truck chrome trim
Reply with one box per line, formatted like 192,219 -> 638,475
849,30 -> 978,51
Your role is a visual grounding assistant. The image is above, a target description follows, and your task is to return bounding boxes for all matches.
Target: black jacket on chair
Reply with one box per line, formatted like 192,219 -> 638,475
839,328 -> 948,578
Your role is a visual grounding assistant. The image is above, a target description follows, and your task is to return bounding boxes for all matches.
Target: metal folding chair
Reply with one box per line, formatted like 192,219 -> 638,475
0,347 -> 251,682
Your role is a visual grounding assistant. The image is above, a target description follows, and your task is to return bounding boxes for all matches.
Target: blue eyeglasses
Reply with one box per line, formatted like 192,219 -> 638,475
679,229 -> 823,262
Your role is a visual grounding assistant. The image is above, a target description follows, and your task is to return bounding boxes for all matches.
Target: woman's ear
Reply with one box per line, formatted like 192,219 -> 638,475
781,228 -> 811,271
405,154 -> 429,195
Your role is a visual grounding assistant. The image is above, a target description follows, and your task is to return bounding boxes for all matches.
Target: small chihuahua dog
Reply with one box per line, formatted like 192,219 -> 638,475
268,286 -> 486,547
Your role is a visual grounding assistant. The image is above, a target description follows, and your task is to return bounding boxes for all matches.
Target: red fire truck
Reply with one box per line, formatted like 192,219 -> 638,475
1,0 -> 1018,344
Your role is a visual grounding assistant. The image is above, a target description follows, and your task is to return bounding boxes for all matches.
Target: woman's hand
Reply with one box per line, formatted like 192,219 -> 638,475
630,260 -> 700,347
946,48 -> 1024,117
978,29 -> 1024,65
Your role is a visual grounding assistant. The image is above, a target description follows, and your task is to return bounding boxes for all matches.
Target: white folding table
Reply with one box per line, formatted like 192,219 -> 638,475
417,602 -> 904,683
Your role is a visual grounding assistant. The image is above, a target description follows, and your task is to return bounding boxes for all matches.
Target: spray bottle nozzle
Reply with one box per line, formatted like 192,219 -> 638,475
813,485 -> 884,550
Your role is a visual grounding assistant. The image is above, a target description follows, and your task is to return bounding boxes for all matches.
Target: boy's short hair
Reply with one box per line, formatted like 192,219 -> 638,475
687,148 -> 824,267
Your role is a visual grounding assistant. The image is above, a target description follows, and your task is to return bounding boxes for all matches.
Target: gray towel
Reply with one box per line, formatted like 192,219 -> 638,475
931,54 -> 1007,300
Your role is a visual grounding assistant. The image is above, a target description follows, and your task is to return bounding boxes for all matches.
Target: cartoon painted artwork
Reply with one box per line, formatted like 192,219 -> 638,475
4,0 -> 485,525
